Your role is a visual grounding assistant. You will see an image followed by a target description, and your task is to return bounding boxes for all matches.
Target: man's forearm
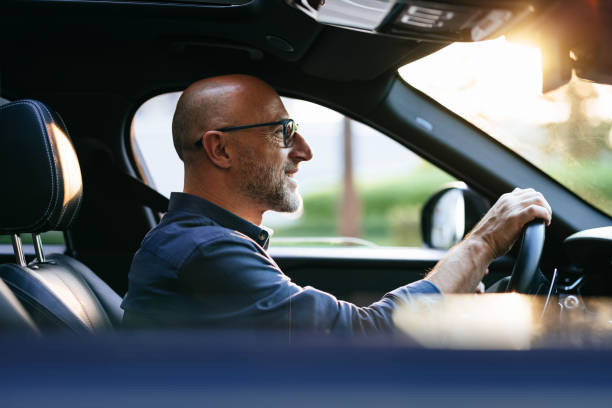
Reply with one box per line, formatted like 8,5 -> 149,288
424,237 -> 492,293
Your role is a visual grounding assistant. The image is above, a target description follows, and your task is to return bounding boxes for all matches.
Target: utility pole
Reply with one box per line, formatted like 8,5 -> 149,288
338,116 -> 361,237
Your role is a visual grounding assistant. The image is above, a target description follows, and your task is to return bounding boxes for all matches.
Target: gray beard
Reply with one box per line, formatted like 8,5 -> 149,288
238,154 -> 301,213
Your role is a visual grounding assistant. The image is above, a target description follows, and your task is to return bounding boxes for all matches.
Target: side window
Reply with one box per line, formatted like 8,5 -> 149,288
132,93 -> 457,247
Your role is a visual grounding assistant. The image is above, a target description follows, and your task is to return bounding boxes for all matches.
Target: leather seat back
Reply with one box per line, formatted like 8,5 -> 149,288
0,99 -> 123,332
0,278 -> 37,332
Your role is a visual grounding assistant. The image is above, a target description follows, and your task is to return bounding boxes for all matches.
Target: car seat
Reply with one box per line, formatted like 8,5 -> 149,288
0,99 -> 123,332
0,278 -> 37,332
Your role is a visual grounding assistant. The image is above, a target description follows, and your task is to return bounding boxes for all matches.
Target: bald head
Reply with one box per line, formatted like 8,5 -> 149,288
174,74 -> 313,224
172,74 -> 281,163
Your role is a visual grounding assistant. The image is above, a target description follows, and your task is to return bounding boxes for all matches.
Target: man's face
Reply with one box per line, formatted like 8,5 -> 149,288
234,97 -> 312,214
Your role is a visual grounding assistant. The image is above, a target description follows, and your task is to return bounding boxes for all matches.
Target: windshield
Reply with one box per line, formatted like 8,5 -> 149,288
399,37 -> 612,217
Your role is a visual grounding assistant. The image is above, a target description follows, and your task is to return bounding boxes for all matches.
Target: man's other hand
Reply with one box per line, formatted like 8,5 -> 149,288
425,188 -> 551,293
467,188 -> 552,260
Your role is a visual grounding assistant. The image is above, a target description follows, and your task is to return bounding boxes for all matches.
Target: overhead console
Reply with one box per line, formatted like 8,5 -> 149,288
289,0 -> 612,91
287,0 -> 536,42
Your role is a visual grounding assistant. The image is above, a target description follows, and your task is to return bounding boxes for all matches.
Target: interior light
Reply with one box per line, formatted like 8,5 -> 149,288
290,0 -> 394,31
289,0 -> 534,42
385,1 -> 533,41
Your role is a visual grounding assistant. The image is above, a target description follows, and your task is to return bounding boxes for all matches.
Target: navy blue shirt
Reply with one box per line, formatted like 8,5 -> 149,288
121,192 -> 440,333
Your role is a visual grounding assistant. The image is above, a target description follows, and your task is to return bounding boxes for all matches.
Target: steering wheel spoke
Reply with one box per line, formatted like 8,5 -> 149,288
506,220 -> 546,293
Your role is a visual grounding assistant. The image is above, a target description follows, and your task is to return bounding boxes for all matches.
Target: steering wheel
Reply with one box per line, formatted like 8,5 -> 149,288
506,220 -> 546,293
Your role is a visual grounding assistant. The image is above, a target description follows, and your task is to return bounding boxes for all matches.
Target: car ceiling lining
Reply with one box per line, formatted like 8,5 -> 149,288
0,0 -> 451,94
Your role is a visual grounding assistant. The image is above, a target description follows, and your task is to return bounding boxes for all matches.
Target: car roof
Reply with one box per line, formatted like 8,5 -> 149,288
0,1 -> 433,97
4,0 -> 602,101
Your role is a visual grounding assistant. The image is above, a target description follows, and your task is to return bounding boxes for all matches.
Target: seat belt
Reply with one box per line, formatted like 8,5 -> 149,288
75,138 -> 170,214
117,171 -> 169,214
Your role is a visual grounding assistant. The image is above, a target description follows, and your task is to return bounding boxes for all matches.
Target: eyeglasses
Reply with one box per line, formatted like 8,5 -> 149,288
195,119 -> 298,148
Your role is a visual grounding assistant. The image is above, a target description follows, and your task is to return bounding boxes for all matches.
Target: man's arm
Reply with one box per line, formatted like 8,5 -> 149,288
179,188 -> 551,333
179,235 -> 440,334
425,188 -> 552,293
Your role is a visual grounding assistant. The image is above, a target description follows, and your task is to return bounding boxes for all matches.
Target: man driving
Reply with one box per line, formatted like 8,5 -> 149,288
121,74 -> 552,332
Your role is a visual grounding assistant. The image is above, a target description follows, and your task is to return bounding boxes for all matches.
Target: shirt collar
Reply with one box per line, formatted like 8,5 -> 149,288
168,192 -> 271,249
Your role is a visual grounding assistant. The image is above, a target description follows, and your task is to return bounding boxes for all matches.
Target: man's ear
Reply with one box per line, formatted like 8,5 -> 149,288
200,130 -> 232,169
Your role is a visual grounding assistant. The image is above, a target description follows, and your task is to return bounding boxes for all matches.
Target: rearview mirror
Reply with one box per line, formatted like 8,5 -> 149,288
421,183 -> 490,249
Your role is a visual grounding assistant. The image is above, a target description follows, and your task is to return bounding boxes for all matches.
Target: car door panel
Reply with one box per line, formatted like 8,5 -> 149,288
271,247 -> 513,305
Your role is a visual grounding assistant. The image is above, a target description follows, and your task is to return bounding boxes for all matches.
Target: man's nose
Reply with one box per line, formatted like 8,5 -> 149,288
289,132 -> 313,162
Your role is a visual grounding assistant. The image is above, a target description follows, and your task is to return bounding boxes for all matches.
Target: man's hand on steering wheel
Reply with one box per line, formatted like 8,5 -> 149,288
467,188 -> 552,260
425,188 -> 552,294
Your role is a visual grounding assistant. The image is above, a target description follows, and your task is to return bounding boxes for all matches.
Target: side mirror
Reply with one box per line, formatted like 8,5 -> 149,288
421,183 -> 490,249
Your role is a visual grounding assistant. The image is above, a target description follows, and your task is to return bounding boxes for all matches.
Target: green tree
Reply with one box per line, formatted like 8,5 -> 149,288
543,78 -> 612,159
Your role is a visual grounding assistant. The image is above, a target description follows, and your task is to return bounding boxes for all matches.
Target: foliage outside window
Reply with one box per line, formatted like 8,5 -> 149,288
0,231 -> 65,246
399,37 -> 612,217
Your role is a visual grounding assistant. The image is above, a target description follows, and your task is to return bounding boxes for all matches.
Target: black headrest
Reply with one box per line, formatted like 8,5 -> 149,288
0,99 -> 83,234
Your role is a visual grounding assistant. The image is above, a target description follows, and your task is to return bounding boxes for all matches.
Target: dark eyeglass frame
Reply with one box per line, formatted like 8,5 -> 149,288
194,119 -> 298,148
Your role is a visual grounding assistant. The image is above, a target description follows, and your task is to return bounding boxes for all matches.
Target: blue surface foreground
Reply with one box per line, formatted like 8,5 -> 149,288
1,330 -> 611,407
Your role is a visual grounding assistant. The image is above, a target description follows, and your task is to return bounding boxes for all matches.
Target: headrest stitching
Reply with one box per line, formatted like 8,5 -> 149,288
38,102 -> 83,230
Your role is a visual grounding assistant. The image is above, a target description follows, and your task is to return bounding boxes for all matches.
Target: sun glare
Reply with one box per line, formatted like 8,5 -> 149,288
393,293 -> 537,350
399,37 -> 569,125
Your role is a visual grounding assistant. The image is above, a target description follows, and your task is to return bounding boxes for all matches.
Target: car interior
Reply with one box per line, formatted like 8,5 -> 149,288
1,0 -> 612,341
3,0 -> 612,404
